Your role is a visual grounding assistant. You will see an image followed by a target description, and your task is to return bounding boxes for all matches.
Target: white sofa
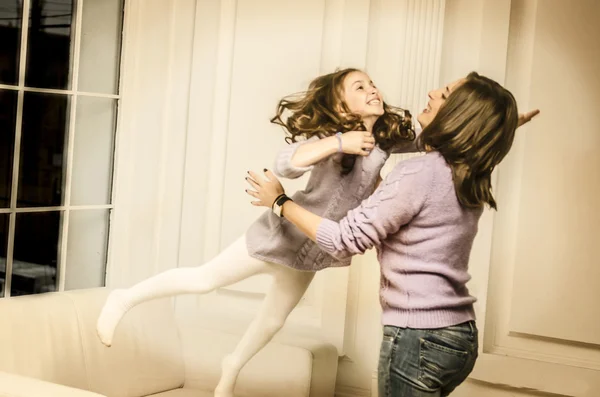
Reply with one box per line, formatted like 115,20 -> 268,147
0,288 -> 338,397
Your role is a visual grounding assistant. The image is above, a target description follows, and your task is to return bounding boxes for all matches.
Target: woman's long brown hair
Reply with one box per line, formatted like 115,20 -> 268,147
417,72 -> 519,209
270,68 -> 414,174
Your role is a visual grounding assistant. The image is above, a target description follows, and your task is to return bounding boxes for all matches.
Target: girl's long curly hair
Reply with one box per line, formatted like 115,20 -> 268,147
270,68 -> 414,174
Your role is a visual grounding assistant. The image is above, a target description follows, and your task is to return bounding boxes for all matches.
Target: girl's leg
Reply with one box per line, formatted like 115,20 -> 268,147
214,266 -> 315,397
96,235 -> 275,346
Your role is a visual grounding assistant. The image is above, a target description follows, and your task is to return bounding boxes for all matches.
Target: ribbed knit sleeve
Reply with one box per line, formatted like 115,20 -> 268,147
315,156 -> 433,259
272,136 -> 320,179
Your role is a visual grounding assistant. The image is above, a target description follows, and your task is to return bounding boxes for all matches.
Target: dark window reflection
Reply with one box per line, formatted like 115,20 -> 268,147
0,214 -> 8,297
0,90 -> 17,208
18,92 -> 68,207
0,0 -> 23,85
25,0 -> 74,89
11,211 -> 58,296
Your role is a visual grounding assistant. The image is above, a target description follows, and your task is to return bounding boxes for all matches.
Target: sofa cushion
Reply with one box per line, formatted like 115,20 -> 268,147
0,292 -> 89,390
0,370 -> 106,397
64,288 -> 186,397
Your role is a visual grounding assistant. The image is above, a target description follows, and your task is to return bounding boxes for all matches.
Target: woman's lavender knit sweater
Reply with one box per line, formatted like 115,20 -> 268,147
316,151 -> 481,328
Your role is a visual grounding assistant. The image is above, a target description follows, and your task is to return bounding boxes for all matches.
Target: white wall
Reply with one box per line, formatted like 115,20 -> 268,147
107,0 -> 600,396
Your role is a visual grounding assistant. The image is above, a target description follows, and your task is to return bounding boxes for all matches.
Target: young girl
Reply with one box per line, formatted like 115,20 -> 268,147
96,68 -> 415,397
245,72 -> 538,396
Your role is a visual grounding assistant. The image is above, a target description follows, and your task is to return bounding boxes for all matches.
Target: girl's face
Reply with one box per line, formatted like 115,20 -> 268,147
342,71 -> 384,122
418,78 -> 465,128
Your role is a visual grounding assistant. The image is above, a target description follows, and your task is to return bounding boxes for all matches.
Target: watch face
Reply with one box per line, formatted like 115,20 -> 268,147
273,204 -> 282,217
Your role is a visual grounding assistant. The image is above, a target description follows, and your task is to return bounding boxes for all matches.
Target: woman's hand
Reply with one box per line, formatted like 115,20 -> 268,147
245,169 -> 285,208
341,130 -> 376,156
517,109 -> 540,127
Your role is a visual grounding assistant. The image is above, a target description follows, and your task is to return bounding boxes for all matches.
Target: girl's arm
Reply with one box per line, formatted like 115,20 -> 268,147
274,131 -> 376,179
273,136 -> 321,179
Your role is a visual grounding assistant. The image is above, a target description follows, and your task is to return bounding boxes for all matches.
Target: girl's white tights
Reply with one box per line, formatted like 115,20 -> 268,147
96,236 -> 315,397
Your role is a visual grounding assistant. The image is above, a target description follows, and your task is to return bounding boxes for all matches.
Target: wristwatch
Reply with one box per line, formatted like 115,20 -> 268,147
272,194 -> 293,218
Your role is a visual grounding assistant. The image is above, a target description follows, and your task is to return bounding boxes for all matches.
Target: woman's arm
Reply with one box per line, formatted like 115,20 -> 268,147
518,109 -> 540,127
246,159 -> 432,259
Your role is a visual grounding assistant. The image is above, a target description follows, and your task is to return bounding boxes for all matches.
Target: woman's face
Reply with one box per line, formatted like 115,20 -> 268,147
342,71 -> 385,122
417,78 -> 466,128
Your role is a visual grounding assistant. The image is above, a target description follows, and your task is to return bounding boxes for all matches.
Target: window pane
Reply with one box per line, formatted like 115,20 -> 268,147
65,209 -> 108,290
78,0 -> 123,94
0,214 -> 8,297
0,0 -> 23,85
0,90 -> 18,208
12,211 -> 60,296
71,97 -> 115,205
18,92 -> 69,207
25,0 -> 74,90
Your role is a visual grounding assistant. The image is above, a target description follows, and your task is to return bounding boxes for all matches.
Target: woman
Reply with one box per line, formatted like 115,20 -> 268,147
97,68 -> 415,397
245,72 -> 539,396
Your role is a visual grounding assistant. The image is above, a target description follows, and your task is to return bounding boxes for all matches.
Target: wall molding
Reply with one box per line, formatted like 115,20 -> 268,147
371,370 -> 378,397
201,0 -> 238,261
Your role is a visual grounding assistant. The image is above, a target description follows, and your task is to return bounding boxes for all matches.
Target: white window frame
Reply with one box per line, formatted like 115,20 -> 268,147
0,0 -> 122,296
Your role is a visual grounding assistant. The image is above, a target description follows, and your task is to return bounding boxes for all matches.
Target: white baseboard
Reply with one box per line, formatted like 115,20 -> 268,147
335,385 -> 372,397
371,370 -> 378,397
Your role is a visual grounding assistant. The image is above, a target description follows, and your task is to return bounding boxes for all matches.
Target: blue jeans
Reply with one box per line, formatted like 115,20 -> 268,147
378,321 -> 479,397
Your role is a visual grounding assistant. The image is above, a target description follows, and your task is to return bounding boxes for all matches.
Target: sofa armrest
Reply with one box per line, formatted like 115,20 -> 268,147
0,371 -> 107,397
178,327 -> 338,397
278,336 -> 339,397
